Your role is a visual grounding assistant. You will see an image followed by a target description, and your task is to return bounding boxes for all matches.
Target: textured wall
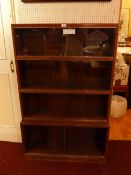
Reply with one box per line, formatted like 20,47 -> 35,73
13,0 -> 121,24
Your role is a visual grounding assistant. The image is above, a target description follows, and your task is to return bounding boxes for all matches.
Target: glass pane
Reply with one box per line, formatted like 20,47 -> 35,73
14,28 -> 115,57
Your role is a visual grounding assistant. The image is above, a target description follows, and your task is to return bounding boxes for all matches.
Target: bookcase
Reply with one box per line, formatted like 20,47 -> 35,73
12,24 -> 118,162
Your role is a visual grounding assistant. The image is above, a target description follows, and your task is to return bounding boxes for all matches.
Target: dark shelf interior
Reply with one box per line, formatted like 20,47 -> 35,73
21,93 -> 109,119
66,127 -> 107,155
21,125 -> 107,156
17,60 -> 112,91
13,27 -> 115,57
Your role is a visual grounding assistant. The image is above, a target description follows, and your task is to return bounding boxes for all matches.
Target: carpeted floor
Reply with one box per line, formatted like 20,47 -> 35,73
0,141 -> 131,175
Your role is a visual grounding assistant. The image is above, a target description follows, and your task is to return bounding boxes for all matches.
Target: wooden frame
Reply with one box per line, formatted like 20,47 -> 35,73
22,0 -> 111,2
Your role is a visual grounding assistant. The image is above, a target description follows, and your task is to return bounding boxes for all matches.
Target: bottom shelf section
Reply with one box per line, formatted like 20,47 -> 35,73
21,124 -> 108,162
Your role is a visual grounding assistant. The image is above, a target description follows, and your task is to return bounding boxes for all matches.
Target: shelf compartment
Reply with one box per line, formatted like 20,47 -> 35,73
66,127 -> 107,156
13,27 -> 116,57
17,60 -> 112,91
21,124 -> 107,161
21,125 -> 65,154
20,93 -> 109,120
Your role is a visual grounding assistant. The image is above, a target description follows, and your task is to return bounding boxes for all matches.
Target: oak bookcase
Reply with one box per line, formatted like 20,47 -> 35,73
12,24 -> 118,162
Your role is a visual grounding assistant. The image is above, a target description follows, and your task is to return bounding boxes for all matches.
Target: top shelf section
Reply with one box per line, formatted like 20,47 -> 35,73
12,24 -> 118,58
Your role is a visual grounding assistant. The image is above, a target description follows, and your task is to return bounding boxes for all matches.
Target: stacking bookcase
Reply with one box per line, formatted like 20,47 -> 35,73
12,24 -> 118,162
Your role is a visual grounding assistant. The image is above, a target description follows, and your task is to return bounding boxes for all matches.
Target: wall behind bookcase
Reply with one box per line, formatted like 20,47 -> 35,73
122,0 -> 131,36
13,0 -> 121,24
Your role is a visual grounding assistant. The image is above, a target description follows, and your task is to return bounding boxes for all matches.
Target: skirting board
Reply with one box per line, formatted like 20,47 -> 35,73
0,126 -> 21,142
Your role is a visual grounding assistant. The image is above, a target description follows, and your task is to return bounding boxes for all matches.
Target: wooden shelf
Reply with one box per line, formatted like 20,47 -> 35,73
20,88 -> 112,95
16,55 -> 114,61
12,23 -> 118,28
113,85 -> 128,91
25,152 -> 105,163
113,85 -> 129,98
22,116 -> 109,127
